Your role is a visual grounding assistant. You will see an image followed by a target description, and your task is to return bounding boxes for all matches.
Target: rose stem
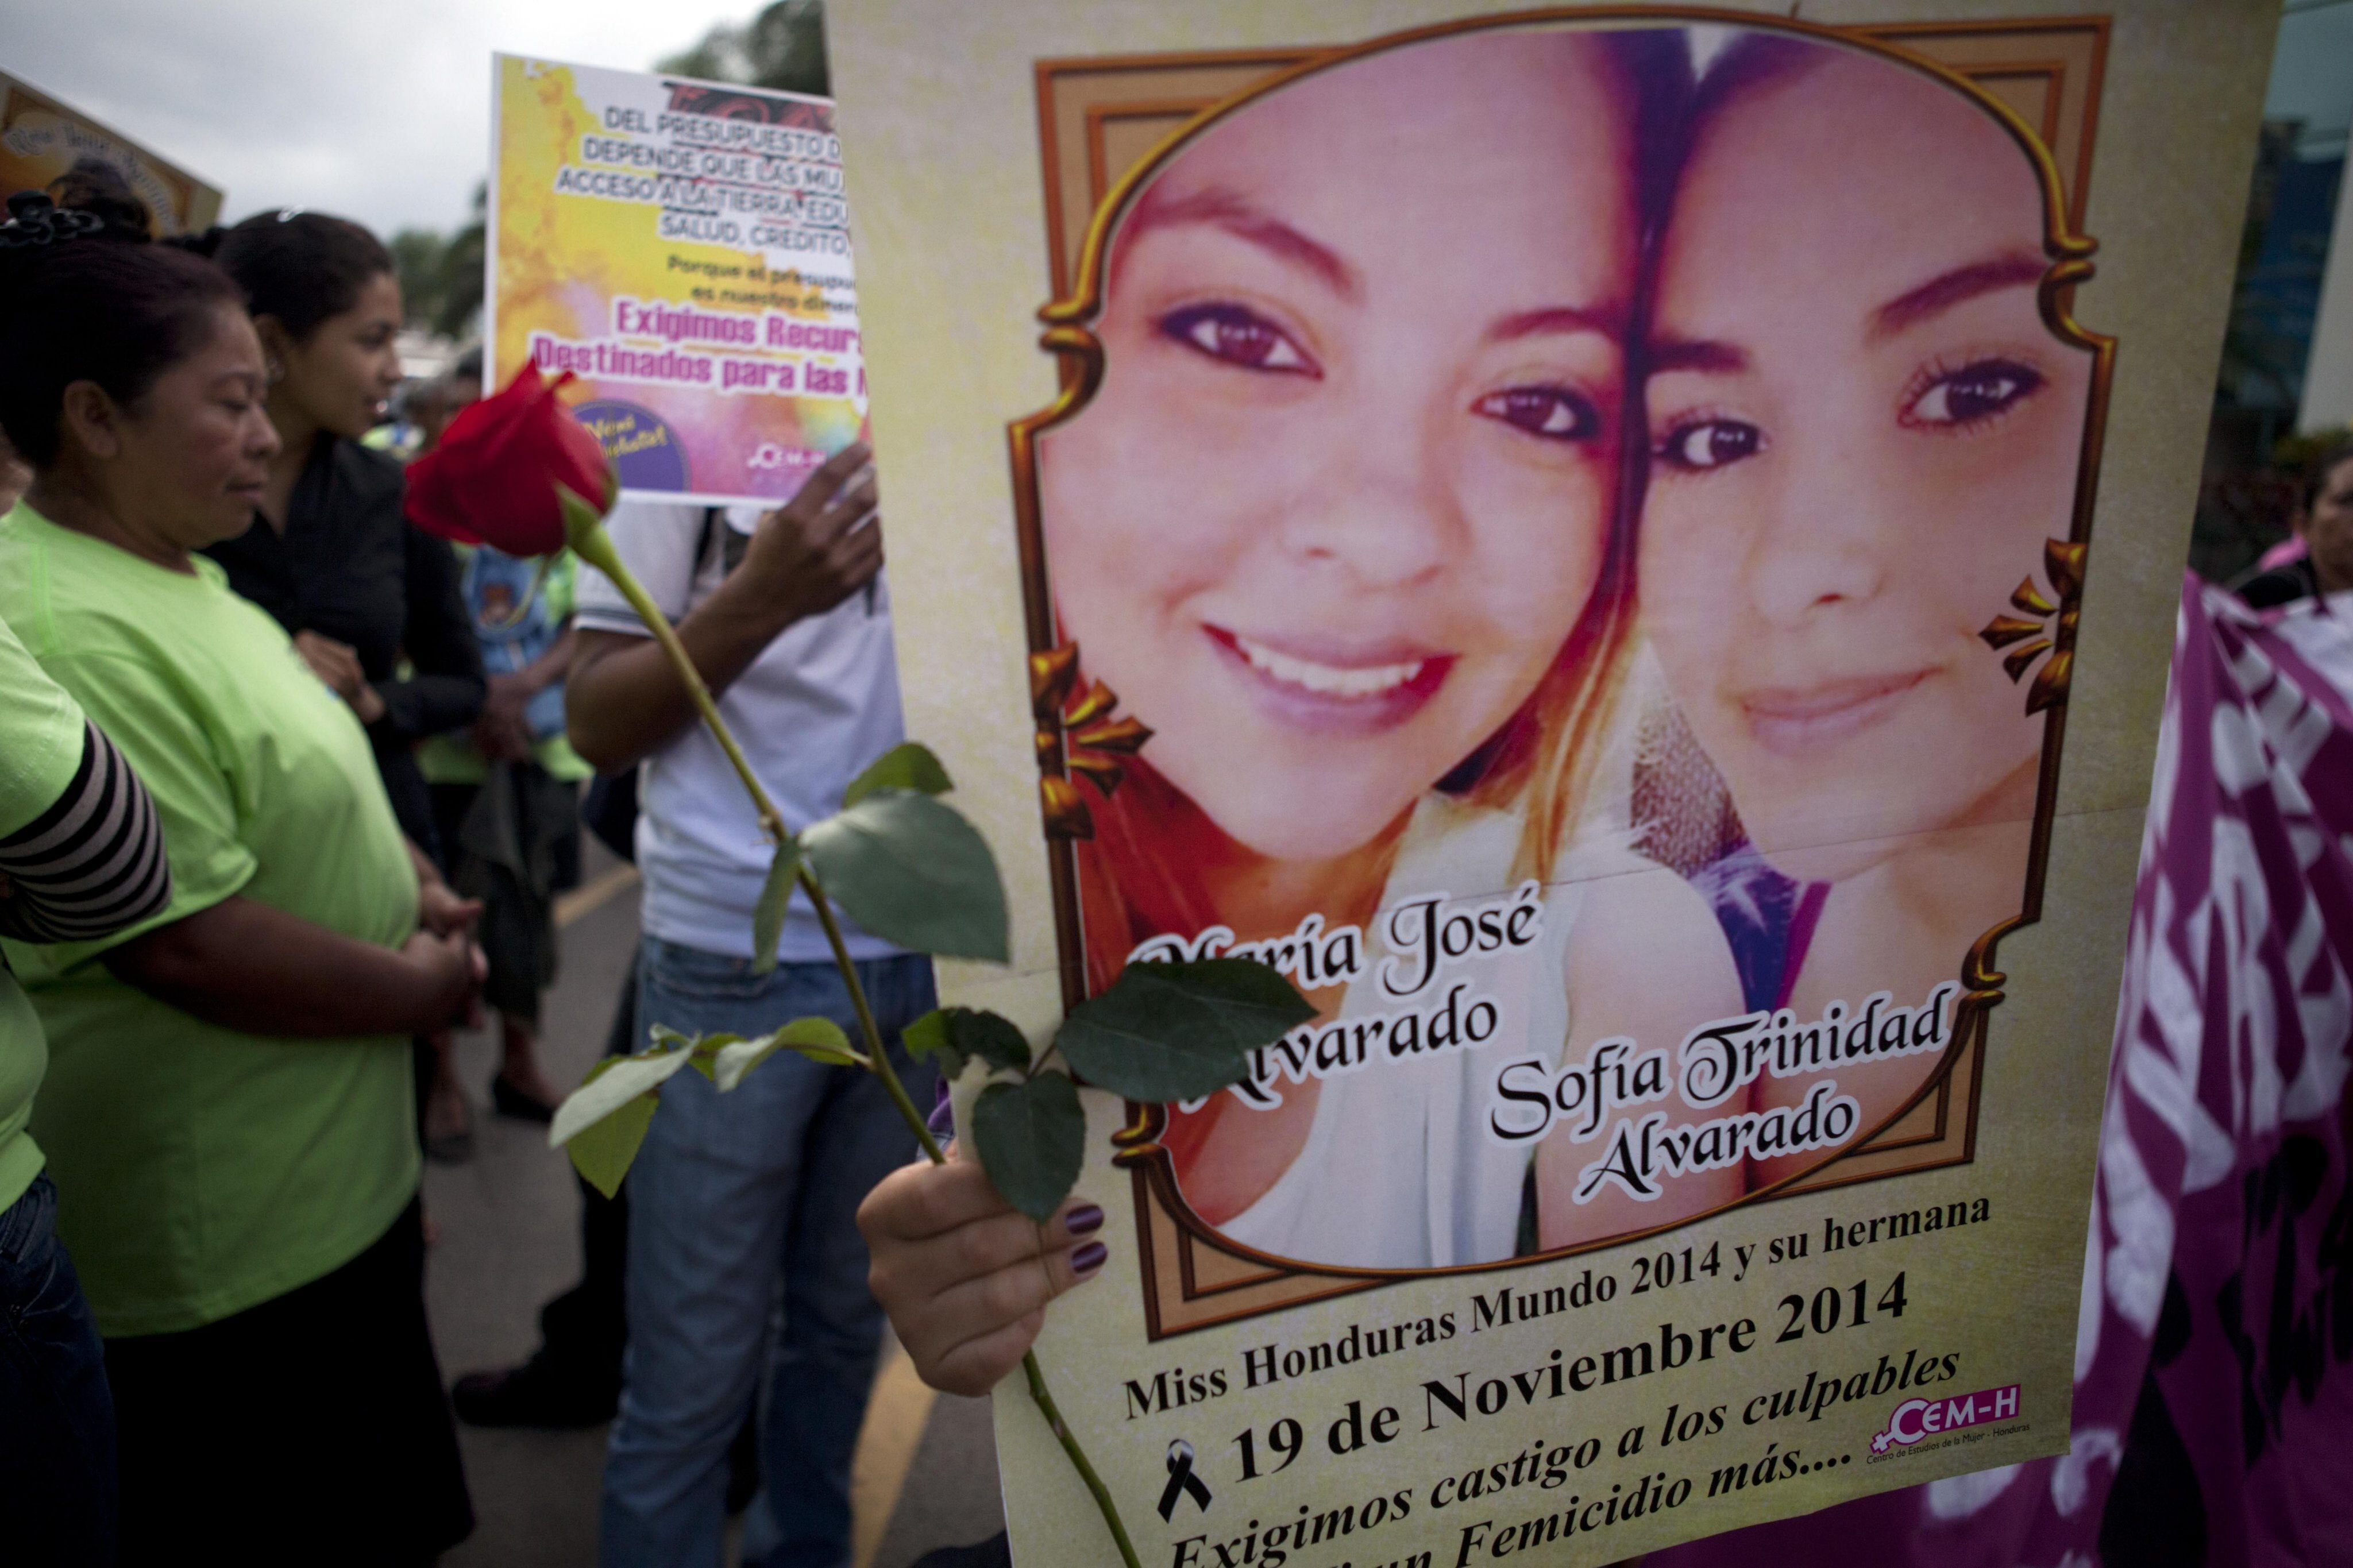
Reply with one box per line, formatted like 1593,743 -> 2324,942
798,859 -> 945,1165
804,863 -> 1137,1566
1026,1350 -> 1144,1568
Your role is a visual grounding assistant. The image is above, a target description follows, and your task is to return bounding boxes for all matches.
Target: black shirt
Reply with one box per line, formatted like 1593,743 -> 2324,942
2236,557 -> 2320,611
204,434 -> 485,855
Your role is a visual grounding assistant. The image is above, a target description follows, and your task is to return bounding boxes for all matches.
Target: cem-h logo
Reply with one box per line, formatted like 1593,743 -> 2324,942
1870,1384 -> 2020,1453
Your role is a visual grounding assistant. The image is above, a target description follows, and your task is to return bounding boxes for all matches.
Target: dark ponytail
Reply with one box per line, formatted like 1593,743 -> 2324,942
165,224 -> 228,260
48,158 -> 152,242
210,210 -> 392,341
2303,435 -> 2353,512
0,192 -> 245,468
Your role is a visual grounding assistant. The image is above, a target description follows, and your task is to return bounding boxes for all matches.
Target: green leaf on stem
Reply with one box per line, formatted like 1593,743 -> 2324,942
957,1008 -> 1032,1072
1054,958 -> 1316,1104
565,1091 -> 656,1200
971,1069 -> 1086,1221
843,741 -> 953,808
693,1036 -> 743,1081
904,1006 -> 1032,1080
553,1048 -> 700,1197
551,1043 -> 700,1145
903,1008 -> 962,1077
645,1024 -> 742,1082
801,790 -> 1009,961
648,1025 -> 745,1050
713,1016 -> 865,1091
751,837 -> 804,974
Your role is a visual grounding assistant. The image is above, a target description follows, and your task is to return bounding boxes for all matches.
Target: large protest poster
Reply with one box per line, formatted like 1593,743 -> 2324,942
829,3 -> 2278,1562
0,72 -> 222,237
487,55 -> 863,505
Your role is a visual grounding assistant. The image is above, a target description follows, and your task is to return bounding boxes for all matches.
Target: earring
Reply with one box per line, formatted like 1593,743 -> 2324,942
265,357 -> 286,384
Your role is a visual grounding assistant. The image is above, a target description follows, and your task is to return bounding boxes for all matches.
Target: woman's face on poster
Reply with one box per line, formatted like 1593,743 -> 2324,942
1638,51 -> 2088,877
1039,33 -> 1634,862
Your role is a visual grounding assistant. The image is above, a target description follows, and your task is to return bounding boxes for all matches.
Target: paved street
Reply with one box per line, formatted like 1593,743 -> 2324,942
423,843 -> 1005,1566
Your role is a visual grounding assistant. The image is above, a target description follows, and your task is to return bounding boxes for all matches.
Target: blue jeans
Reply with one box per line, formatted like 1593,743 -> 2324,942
600,938 -> 936,1568
0,1173 -> 117,1564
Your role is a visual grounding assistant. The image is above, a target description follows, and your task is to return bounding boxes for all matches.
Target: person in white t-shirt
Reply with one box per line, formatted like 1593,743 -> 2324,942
566,443 -> 936,1568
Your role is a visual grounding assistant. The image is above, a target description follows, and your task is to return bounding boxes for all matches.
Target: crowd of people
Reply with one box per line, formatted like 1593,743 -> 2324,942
3,92 -> 2350,1568
0,174 -> 1013,1568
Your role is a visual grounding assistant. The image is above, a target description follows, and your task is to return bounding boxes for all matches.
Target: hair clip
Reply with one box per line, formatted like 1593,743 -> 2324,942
0,191 -> 105,250
274,207 -> 304,223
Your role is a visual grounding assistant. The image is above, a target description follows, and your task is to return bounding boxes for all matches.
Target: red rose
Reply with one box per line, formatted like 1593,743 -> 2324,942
405,365 -> 613,555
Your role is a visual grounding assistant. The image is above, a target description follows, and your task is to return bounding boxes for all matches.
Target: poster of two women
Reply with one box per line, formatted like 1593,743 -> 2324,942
830,4 -> 2274,1562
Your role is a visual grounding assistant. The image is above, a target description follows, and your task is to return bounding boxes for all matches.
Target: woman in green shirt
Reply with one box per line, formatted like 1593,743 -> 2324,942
0,196 -> 483,1562
0,604 -> 173,1565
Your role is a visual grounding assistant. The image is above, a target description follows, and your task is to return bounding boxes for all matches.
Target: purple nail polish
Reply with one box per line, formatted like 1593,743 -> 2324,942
1066,1204 -> 1105,1237
1071,1240 -> 1108,1276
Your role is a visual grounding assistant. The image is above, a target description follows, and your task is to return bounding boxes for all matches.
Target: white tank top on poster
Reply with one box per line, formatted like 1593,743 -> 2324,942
1216,796 -> 1648,1270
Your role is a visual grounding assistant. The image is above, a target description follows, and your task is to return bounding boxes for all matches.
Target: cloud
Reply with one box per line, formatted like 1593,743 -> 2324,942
6,0 -> 754,236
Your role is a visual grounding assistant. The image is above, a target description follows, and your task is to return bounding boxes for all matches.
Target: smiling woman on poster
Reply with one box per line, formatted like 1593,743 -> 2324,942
1036,27 -> 1743,1269
1570,32 -> 2097,1219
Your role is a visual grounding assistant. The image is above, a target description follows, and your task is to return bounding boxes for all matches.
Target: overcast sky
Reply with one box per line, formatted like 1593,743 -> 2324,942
2270,2 -> 2353,156
9,1 -> 2343,240
5,0 -> 755,238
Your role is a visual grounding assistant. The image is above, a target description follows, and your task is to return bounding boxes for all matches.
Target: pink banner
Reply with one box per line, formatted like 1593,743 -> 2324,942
1653,575 -> 2353,1566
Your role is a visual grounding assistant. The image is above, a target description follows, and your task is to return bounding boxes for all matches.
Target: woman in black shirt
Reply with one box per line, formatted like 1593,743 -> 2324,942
199,211 -> 484,854
198,211 -> 487,1157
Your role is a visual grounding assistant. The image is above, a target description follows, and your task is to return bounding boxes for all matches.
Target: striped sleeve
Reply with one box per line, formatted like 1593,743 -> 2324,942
0,720 -> 173,944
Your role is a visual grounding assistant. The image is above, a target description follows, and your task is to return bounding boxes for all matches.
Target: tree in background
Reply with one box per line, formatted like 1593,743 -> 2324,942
2193,115 -> 2348,585
389,182 -> 487,341
658,0 -> 828,96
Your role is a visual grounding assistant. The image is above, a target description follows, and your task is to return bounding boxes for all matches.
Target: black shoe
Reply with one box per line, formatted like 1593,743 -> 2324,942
726,1406 -> 761,1516
425,1125 -> 476,1164
423,1106 -> 475,1165
491,1073 -> 558,1125
450,1357 -> 616,1428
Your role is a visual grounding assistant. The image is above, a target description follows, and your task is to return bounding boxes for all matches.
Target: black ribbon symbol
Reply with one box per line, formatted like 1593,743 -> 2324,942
1158,1439 -> 1213,1521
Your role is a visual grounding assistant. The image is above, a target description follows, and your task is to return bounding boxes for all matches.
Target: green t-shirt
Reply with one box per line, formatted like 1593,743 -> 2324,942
0,613 -> 87,1214
0,504 -> 422,1337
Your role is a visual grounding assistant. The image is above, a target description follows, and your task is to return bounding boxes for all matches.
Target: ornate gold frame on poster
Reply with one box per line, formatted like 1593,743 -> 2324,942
1005,10 -> 2117,1338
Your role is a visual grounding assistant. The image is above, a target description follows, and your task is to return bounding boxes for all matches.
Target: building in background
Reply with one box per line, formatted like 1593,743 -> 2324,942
0,70 -> 222,237
2194,0 -> 2352,581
